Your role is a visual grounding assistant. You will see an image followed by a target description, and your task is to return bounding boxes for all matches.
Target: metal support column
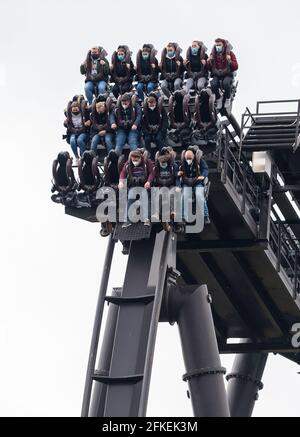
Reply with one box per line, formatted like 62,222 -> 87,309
163,284 -> 230,417
227,346 -> 268,417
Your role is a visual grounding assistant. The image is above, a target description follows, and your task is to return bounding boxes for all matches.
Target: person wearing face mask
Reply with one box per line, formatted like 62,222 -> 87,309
119,149 -> 154,227
184,41 -> 209,94
152,147 -> 181,224
142,94 -> 168,159
80,46 -> 110,105
154,147 -> 180,187
90,96 -> 115,154
110,45 -> 135,99
135,44 -> 160,101
160,43 -> 185,98
178,148 -> 210,225
110,93 -> 142,155
207,38 -> 238,110
63,97 -> 91,163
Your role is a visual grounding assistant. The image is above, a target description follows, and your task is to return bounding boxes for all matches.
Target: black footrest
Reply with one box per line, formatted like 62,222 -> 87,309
113,222 -> 152,241
92,372 -> 144,385
105,294 -> 155,305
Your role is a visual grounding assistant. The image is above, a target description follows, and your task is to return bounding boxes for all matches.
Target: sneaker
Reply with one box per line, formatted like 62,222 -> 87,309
100,224 -> 110,237
144,218 -> 151,227
122,241 -> 130,255
163,222 -> 172,232
122,222 -> 132,229
204,216 -> 211,225
151,213 -> 160,222
224,98 -> 231,109
216,98 -> 223,110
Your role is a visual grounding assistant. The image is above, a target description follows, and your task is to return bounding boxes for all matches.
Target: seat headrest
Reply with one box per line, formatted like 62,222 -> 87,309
107,150 -> 119,163
57,151 -> 70,165
199,88 -> 212,100
83,150 -> 96,165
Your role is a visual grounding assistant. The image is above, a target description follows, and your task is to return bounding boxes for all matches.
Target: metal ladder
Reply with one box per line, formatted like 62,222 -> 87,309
81,230 -> 172,417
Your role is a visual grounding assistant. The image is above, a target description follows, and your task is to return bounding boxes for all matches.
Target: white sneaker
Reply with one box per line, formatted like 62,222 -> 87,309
122,222 -> 132,229
151,213 -> 160,222
216,98 -> 223,110
144,218 -> 151,227
224,98 -> 231,109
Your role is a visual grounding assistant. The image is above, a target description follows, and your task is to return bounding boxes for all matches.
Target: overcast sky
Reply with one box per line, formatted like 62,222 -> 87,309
0,0 -> 300,417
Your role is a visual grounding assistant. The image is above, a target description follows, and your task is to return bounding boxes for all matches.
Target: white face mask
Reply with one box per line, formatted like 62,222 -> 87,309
122,104 -> 129,110
186,159 -> 193,166
160,162 -> 168,169
132,160 -> 141,167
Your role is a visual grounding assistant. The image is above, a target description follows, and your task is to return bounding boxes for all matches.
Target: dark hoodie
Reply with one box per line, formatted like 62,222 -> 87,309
80,48 -> 110,82
120,154 -> 154,186
207,39 -> 238,76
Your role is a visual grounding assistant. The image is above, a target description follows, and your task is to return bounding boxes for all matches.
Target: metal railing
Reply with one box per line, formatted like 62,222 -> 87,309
240,99 -> 300,152
218,121 -> 260,215
218,119 -> 300,299
269,205 -> 300,299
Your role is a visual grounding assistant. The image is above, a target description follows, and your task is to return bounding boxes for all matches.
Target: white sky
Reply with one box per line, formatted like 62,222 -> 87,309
0,0 -> 300,417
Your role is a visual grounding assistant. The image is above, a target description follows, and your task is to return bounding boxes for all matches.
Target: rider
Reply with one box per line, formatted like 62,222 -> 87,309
118,149 -> 154,227
184,41 -> 208,94
160,42 -> 185,98
142,94 -> 168,159
64,98 -> 91,163
90,95 -> 114,154
135,44 -> 160,101
110,93 -> 142,155
80,46 -> 110,105
178,148 -> 210,225
152,147 -> 181,225
110,45 -> 135,99
207,38 -> 238,110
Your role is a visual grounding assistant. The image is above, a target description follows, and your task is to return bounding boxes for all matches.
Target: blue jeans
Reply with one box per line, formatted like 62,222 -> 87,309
70,133 -> 88,158
136,82 -> 157,101
182,184 -> 209,220
91,132 -> 114,153
115,129 -> 139,154
85,80 -> 107,104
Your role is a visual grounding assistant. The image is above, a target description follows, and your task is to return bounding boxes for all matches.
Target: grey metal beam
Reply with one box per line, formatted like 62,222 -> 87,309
103,231 -> 170,417
81,236 -> 115,417
219,342 -> 296,354
89,288 -> 121,417
177,239 -> 268,253
166,284 -> 230,417
227,343 -> 268,417
233,253 -> 290,337
201,253 -> 262,339
174,257 -> 227,340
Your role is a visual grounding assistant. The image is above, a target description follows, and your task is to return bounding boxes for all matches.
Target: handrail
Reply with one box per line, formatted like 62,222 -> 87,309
293,100 -> 300,152
219,112 -> 300,299
269,206 -> 300,298
256,99 -> 300,114
219,122 -> 260,213
240,100 -> 300,155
